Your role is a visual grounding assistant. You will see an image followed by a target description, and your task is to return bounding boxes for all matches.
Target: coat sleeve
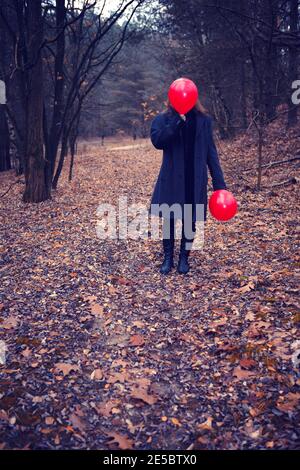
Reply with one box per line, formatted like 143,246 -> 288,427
150,112 -> 184,150
207,116 -> 227,191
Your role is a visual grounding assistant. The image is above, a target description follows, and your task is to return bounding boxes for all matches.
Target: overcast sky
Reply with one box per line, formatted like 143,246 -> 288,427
102,0 -> 128,15
88,0 -> 144,19
73,0 -> 157,21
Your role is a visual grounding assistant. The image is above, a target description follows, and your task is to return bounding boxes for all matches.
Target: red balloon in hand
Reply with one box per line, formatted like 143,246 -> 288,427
168,78 -> 198,114
209,190 -> 237,221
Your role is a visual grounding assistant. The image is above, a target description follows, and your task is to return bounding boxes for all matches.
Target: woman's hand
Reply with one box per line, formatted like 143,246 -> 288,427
179,114 -> 186,121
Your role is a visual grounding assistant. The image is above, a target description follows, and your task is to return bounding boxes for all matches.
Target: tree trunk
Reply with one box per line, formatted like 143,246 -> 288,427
240,58 -> 248,130
45,0 -> 66,188
287,0 -> 299,127
52,125 -> 68,189
0,105 -> 10,172
68,113 -> 80,182
23,0 -> 50,203
264,44 -> 278,121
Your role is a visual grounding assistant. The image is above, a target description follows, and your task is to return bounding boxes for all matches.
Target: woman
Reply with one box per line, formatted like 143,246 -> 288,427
149,96 -> 227,275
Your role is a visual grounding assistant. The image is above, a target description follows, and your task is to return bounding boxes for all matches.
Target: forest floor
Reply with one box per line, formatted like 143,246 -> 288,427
0,120 -> 299,450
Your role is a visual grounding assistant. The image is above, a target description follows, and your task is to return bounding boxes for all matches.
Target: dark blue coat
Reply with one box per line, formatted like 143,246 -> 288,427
149,108 -> 227,222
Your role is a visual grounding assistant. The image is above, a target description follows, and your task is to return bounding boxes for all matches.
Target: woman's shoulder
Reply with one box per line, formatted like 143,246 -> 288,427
151,112 -> 166,127
151,108 -> 178,125
198,113 -> 214,130
152,109 -> 213,124
152,110 -> 168,119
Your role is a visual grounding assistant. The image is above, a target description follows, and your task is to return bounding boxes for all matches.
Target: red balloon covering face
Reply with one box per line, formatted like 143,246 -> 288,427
209,190 -> 238,221
168,78 -> 198,114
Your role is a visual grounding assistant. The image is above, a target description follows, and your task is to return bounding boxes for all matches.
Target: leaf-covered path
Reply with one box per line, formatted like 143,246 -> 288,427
0,128 -> 299,450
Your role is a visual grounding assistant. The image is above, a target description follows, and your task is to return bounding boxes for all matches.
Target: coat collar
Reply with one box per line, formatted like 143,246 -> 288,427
168,107 -> 206,135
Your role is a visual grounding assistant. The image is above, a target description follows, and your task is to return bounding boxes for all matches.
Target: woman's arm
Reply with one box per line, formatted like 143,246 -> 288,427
207,116 -> 227,190
150,111 -> 184,150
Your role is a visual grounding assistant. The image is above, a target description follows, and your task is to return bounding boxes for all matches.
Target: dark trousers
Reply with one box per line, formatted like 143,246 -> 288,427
162,217 -> 196,246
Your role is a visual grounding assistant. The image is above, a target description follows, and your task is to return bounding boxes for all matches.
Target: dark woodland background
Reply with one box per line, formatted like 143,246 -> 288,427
0,0 -> 299,202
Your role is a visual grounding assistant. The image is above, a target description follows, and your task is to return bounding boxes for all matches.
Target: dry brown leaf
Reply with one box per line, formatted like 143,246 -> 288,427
96,400 -> 120,417
232,366 -> 256,381
53,362 -> 80,376
107,371 -> 130,384
198,417 -> 213,431
109,275 -> 134,286
170,417 -> 181,427
132,320 -> 144,328
1,316 -> 18,330
90,368 -> 103,380
239,358 -> 257,369
83,295 -> 97,302
105,431 -> 134,450
238,281 -> 255,293
45,417 -> 55,425
209,318 -> 227,329
276,392 -> 300,413
91,303 -> 104,316
129,334 -> 145,347
69,412 -> 86,434
21,347 -> 31,358
130,384 -> 158,405
245,311 -> 255,321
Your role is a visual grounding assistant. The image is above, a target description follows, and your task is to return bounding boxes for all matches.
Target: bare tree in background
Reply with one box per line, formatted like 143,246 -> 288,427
23,0 -> 48,202
0,0 -> 146,201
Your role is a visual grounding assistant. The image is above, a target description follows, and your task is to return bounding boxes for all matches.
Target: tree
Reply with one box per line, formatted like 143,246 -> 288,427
23,0 -> 49,202
0,0 -> 147,200
0,91 -> 10,172
287,0 -> 300,127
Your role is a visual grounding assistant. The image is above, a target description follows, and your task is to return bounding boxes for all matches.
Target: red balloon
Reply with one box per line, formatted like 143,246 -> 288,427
209,190 -> 238,221
168,78 -> 198,114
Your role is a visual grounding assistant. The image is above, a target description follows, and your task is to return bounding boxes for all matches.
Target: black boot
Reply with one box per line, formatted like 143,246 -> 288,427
160,238 -> 174,274
177,217 -> 195,274
177,237 -> 191,274
177,217 -> 196,274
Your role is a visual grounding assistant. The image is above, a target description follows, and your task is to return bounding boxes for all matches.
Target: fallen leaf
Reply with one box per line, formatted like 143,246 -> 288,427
209,318 -> 227,329
198,417 -> 213,431
238,281 -> 255,293
276,392 -> 300,413
245,311 -> 255,321
129,334 -> 145,347
107,371 -> 130,384
132,320 -> 144,328
1,316 -> 18,330
239,358 -> 257,369
90,368 -> 103,380
130,384 -> 158,405
22,347 -> 31,358
45,417 -> 55,425
96,400 -> 120,417
170,417 -> 181,427
69,412 -> 86,433
105,431 -> 134,450
91,303 -> 104,316
232,366 -> 256,381
53,362 -> 80,376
